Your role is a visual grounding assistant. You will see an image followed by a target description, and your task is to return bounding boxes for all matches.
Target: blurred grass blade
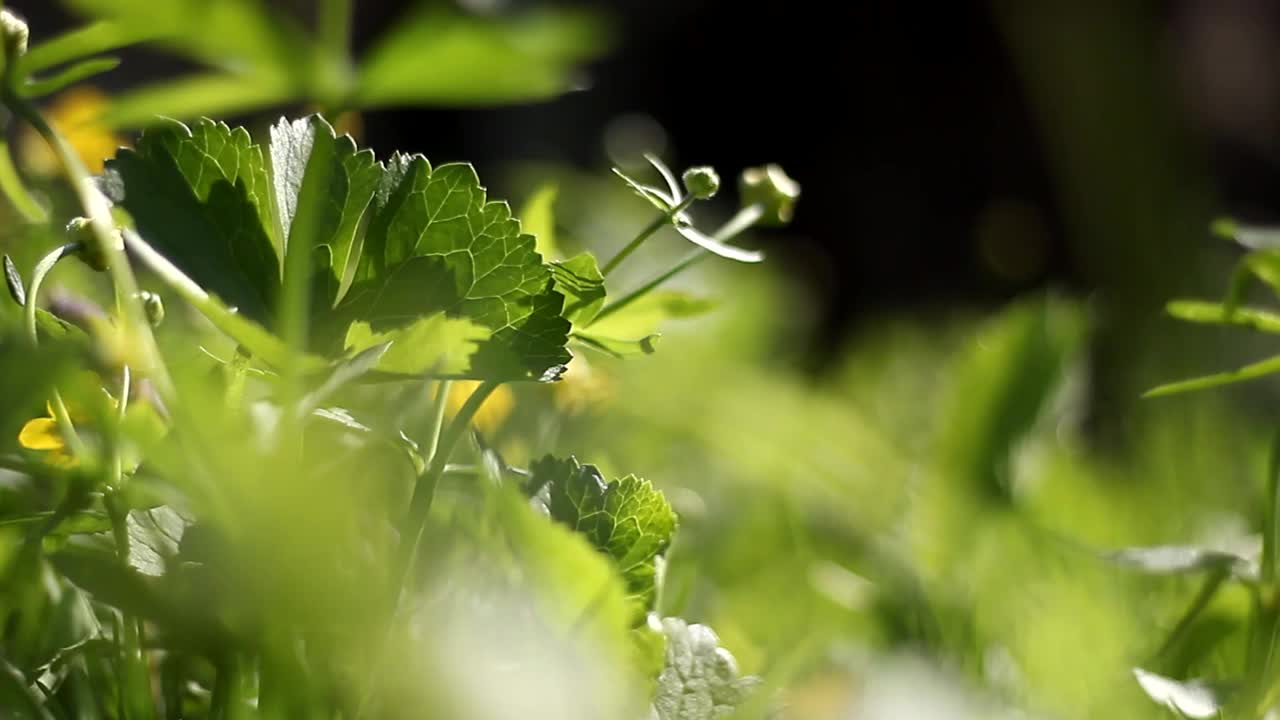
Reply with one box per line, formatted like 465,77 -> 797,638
1145,354 -> 1280,397
520,184 -> 560,261
1167,299 -> 1280,334
21,57 -> 120,98
102,74 -> 293,128
357,8 -> 608,106
18,20 -> 151,76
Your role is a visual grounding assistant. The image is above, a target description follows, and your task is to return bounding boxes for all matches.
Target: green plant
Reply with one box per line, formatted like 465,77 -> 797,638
0,3 -> 798,719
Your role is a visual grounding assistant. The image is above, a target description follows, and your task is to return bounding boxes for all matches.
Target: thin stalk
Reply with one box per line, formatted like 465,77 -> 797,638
1266,428 -> 1280,585
319,0 -> 352,63
421,380 -> 452,467
600,195 -> 696,277
0,135 -> 46,222
25,241 -> 88,458
590,203 -> 764,325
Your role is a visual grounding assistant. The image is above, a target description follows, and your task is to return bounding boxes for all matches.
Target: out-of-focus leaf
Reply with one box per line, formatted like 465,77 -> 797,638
1132,668 -> 1226,719
20,57 -> 120,98
531,455 -> 676,619
1167,300 -> 1280,334
551,252 -> 606,326
126,506 -> 189,577
1145,354 -> 1280,397
521,184 -> 560,260
573,332 -> 660,358
652,617 -> 763,720
18,20 -> 153,76
102,73 -> 294,129
357,9 -> 607,107
1106,545 -> 1255,580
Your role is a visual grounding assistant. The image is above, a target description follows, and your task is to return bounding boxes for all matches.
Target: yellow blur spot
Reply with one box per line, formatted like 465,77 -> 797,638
22,86 -> 126,175
447,380 -> 515,435
552,356 -> 613,415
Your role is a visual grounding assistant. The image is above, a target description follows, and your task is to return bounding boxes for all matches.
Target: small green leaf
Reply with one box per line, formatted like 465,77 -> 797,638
531,455 -> 676,619
551,252 -> 606,326
357,9 -> 607,107
653,617 -> 763,720
1168,299 -> 1280,334
1132,668 -> 1227,719
4,254 -> 25,306
1146,354 -> 1280,397
572,332 -> 660,358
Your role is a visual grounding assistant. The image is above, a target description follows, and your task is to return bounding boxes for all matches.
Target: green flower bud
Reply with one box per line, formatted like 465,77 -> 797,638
739,164 -> 800,226
136,291 -> 165,328
67,216 -> 123,272
681,166 -> 720,200
0,10 -> 28,65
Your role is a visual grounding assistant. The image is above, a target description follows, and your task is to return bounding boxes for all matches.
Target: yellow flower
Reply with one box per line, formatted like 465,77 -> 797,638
18,403 -> 76,467
552,356 -> 613,415
21,86 -> 126,176
446,381 -> 515,435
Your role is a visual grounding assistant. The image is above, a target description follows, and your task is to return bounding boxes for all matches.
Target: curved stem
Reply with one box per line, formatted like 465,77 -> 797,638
420,380 -> 452,467
24,241 -> 79,342
591,203 -> 765,325
600,195 -> 696,277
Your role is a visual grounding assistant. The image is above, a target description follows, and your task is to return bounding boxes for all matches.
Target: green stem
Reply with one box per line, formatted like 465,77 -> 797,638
421,380 -> 452,467
0,135 -> 45,222
591,203 -> 764,325
25,241 -> 89,458
600,195 -> 696,277
1266,428 -> 1280,585
319,0 -> 352,63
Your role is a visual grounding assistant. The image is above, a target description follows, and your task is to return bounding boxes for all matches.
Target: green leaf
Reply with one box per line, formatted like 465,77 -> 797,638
356,9 -> 607,107
652,617 -> 763,720
572,332 -> 660,358
344,314 -> 487,375
337,151 -> 571,380
1132,668 -> 1226,719
1168,299 -> 1280,334
20,57 -> 120,98
520,184 -> 560,261
1145,354 -> 1280,397
531,455 -> 676,619
125,506 -> 189,577
102,73 -> 295,129
551,252 -> 606,326
108,115 -> 573,380
18,20 -> 152,76
105,117 -> 279,322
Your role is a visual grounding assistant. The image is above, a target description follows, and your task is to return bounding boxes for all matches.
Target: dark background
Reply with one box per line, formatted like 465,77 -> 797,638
14,0 -> 1280,371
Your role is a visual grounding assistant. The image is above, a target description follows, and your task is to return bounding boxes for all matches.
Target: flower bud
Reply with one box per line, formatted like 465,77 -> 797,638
0,10 -> 28,66
136,291 -> 165,327
681,166 -> 720,200
739,164 -> 800,226
67,216 -> 123,272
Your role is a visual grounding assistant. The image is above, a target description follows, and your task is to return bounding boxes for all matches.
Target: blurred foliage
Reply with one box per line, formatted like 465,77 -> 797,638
0,1 -> 1278,719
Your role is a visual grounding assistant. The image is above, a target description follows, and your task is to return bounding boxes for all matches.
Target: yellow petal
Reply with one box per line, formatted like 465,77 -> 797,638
18,417 -> 65,451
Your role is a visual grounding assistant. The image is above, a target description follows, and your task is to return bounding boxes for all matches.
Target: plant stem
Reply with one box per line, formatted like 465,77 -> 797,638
0,135 -> 45,222
600,195 -> 696,277
421,380 -> 452,467
591,203 -> 765,325
24,241 -> 89,458
1266,428 -> 1280,585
